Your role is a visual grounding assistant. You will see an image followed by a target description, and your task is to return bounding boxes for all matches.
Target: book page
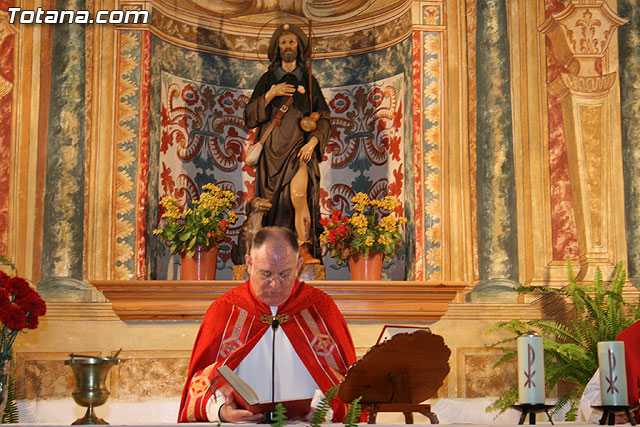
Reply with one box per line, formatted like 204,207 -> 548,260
217,365 -> 260,405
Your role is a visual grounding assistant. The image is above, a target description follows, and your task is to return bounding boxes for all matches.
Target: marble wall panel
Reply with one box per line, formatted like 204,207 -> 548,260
456,347 -> 516,398
15,352 -> 76,400
14,351 -> 191,401
113,351 -> 190,401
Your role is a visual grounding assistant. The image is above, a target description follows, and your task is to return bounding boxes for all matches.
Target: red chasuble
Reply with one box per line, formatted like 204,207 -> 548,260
178,280 -> 357,422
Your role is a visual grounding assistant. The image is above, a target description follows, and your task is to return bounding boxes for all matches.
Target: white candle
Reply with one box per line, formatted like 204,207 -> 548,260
598,341 -> 628,406
517,332 -> 545,404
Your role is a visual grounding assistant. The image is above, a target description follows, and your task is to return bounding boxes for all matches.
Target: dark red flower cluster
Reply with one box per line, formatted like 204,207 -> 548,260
0,271 -> 47,331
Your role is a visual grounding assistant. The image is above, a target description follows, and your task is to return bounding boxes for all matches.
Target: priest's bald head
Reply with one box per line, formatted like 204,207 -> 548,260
245,226 -> 304,306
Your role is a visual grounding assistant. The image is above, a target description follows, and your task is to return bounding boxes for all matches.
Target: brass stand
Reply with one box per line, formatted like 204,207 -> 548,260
72,406 -> 107,425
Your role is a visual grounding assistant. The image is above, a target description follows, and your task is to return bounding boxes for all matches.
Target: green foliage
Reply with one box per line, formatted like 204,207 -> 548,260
320,193 -> 407,264
343,396 -> 362,427
485,386 -> 518,415
153,183 -> 237,257
1,353 -> 18,424
486,261 -> 640,421
269,402 -> 287,427
1,371 -> 18,424
310,384 -> 339,427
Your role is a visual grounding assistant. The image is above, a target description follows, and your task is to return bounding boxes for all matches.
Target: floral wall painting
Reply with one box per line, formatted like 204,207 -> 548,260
2,0 -> 635,290
157,64 -> 408,280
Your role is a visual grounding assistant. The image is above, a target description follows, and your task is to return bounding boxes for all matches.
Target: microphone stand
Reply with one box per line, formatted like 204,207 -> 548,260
267,318 -> 280,423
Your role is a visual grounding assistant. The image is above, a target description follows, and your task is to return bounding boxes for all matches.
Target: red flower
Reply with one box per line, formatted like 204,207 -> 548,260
9,277 -> 30,296
369,88 -> 385,107
3,305 -> 27,330
15,291 -> 47,316
26,313 -> 40,329
1,272 -> 47,359
0,289 -> 10,309
181,85 -> 200,106
330,93 -> 351,114
218,92 -> 238,114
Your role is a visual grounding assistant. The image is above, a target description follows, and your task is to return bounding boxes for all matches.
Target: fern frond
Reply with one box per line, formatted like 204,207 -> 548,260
310,385 -> 339,427
527,319 -> 580,343
485,387 -> 518,416
343,396 -> 362,427
491,349 -> 517,368
1,368 -> 18,423
1,353 -> 18,424
486,319 -> 529,336
269,403 -> 287,427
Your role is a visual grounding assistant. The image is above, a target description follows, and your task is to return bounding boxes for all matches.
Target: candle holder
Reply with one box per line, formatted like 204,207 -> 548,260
511,403 -> 555,425
65,353 -> 121,425
591,405 -> 638,426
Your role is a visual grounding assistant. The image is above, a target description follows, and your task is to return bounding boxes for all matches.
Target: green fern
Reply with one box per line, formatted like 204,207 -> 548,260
1,356 -> 18,424
269,402 -> 287,427
485,386 -> 518,414
343,396 -> 362,427
310,384 -> 339,427
486,261 -> 640,421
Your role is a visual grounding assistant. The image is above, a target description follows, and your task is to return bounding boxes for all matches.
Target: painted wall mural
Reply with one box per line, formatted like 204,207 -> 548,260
544,0 -> 581,262
114,30 -> 151,280
156,68 -> 408,280
3,0 -> 634,291
0,3 -> 16,258
420,31 -> 443,281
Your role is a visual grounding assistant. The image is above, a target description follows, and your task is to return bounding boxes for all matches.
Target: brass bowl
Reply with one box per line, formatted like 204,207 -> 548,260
65,354 -> 120,425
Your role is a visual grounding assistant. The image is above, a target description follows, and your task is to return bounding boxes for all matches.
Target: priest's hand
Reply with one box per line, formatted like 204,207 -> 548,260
302,408 -> 316,422
219,393 -> 264,423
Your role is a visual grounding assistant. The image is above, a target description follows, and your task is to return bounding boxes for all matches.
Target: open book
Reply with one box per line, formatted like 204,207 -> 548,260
216,365 -> 312,417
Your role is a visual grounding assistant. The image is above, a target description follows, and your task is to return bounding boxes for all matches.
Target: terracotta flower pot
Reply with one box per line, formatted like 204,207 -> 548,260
180,246 -> 218,280
349,252 -> 383,281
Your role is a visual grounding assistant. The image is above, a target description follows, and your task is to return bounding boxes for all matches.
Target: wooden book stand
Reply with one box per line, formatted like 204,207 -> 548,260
338,330 -> 451,424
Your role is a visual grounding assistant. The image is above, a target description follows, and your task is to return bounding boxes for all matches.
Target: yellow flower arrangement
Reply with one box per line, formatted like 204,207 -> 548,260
319,192 -> 407,265
153,183 -> 237,258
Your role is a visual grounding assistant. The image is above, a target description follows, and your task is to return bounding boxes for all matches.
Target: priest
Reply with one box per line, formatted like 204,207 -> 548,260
178,226 -> 356,422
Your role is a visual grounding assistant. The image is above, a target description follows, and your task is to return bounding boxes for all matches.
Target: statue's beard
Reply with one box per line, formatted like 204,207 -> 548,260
281,49 -> 297,63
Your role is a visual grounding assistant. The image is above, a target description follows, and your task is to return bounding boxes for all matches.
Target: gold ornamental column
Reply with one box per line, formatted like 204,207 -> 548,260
539,1 -> 627,280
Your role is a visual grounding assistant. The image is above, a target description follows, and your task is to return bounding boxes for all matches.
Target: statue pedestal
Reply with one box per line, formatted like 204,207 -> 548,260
233,264 -> 325,281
